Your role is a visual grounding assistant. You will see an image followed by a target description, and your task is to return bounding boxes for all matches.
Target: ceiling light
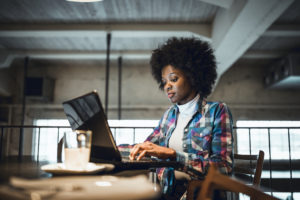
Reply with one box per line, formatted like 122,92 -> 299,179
66,0 -> 103,2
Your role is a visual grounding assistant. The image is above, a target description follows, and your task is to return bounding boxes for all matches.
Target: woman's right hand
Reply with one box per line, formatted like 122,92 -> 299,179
129,141 -> 176,161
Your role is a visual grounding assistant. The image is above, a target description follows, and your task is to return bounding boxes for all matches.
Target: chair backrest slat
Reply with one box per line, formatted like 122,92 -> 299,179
234,154 -> 258,160
233,150 -> 264,186
187,150 -> 265,200
198,164 -> 279,200
253,150 -> 265,186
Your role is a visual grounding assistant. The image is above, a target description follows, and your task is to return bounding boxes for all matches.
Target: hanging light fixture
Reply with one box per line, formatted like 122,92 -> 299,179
66,0 -> 103,2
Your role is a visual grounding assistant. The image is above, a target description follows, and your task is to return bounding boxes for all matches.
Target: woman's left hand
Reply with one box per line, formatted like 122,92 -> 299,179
129,141 -> 176,161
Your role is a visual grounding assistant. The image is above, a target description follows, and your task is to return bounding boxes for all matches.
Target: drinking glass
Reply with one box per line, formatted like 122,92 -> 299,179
64,130 -> 92,170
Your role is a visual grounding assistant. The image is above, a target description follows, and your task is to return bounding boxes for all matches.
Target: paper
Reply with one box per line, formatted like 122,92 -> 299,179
9,175 -> 161,200
41,163 -> 113,175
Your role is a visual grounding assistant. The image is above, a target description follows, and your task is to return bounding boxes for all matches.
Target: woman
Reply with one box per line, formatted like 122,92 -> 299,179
128,37 -> 233,199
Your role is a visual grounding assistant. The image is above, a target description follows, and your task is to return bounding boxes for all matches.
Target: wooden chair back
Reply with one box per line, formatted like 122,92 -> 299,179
233,150 -> 264,186
187,151 -> 265,200
197,164 -> 279,200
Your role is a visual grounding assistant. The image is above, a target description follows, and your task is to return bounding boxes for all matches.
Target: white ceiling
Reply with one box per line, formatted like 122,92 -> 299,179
0,0 -> 299,86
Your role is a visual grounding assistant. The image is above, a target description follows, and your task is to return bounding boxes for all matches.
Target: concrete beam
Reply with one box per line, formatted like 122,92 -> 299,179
0,52 -> 14,68
212,0 -> 294,78
0,23 -> 211,41
264,24 -> 300,37
242,50 -> 286,59
0,50 -> 152,68
197,0 -> 234,9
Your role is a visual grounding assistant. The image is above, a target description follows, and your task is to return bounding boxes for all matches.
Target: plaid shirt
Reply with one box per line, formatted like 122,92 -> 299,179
118,98 -> 233,194
145,99 -> 233,194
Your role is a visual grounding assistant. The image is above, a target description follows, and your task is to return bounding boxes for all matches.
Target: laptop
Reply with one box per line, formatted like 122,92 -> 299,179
62,90 -> 180,169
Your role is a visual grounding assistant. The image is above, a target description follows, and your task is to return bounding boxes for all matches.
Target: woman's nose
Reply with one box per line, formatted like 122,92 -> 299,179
164,82 -> 172,91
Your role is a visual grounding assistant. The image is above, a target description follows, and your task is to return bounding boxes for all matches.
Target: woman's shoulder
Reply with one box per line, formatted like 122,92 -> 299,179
158,104 -> 177,121
163,104 -> 177,114
205,101 -> 230,111
205,101 -> 233,122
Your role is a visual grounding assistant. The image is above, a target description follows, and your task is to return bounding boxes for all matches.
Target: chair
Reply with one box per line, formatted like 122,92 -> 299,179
187,151 -> 265,200
197,164 -> 279,200
233,150 -> 264,187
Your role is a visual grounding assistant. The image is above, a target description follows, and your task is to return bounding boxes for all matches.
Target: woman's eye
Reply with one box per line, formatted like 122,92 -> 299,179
171,77 -> 178,82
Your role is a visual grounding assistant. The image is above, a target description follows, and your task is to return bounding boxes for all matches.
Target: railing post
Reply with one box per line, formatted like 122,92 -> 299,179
105,33 -> 111,116
267,128 -> 273,196
118,56 -> 122,120
287,128 -> 293,198
248,128 -> 253,182
37,127 -> 41,163
248,128 -> 252,155
0,127 -> 3,160
133,128 -> 136,144
19,57 -> 29,160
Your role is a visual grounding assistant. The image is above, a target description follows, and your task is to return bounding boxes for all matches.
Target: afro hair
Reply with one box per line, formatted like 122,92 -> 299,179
150,37 -> 217,98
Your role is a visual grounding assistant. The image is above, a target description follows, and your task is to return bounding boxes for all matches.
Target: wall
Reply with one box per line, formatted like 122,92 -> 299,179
210,59 -> 300,123
1,57 -> 300,156
0,68 -> 13,97
2,59 -> 170,121
1,58 -> 300,123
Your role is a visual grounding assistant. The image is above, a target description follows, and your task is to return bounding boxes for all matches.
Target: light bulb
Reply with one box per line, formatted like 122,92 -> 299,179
66,0 -> 103,2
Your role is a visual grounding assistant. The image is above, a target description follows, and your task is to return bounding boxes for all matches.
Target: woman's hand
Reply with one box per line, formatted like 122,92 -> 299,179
129,141 -> 176,160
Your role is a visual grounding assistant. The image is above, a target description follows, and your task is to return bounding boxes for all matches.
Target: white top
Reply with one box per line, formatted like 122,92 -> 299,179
168,94 -> 200,152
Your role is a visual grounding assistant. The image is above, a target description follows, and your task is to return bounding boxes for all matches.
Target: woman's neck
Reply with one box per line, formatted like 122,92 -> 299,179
177,94 -> 200,116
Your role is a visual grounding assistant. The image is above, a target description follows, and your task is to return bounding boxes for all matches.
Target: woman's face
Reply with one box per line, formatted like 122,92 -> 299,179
161,65 -> 197,105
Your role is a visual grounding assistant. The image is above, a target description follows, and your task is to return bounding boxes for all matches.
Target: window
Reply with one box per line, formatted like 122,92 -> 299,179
33,119 -> 71,162
236,120 -> 300,200
236,120 -> 300,159
32,119 -> 158,162
108,120 -> 158,145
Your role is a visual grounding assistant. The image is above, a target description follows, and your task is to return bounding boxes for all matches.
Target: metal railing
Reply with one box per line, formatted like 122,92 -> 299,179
0,125 -> 299,198
235,126 -> 300,200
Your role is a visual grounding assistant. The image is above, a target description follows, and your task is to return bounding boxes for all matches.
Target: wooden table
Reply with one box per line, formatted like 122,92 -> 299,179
0,156 -> 179,199
0,156 -> 52,184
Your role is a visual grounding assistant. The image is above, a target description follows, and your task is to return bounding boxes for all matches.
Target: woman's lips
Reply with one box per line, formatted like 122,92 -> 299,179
168,93 -> 175,98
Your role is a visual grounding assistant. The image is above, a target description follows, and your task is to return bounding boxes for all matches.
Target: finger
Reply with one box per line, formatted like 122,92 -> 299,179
137,149 -> 156,160
130,145 -> 142,160
129,145 -> 137,159
129,145 -> 137,160
130,144 -> 140,156
130,142 -> 152,160
137,150 -> 147,161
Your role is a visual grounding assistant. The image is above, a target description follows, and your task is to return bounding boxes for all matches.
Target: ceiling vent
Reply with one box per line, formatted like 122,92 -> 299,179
264,54 -> 300,89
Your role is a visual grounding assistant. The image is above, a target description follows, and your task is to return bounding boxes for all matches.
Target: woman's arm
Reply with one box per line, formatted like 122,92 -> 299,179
129,108 -> 173,160
129,141 -> 176,160
119,111 -> 166,159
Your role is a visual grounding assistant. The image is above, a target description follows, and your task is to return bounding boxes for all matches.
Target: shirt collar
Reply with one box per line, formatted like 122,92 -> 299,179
176,94 -> 200,116
172,94 -> 206,115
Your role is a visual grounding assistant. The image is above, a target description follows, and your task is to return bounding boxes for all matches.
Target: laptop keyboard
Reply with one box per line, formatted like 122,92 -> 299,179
122,156 -> 157,163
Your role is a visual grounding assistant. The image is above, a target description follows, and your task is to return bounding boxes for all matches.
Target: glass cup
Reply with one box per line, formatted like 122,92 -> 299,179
64,130 -> 92,170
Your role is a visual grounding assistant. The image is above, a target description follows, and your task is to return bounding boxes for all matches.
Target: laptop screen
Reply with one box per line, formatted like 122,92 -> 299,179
62,92 -> 100,130
62,91 -> 122,162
